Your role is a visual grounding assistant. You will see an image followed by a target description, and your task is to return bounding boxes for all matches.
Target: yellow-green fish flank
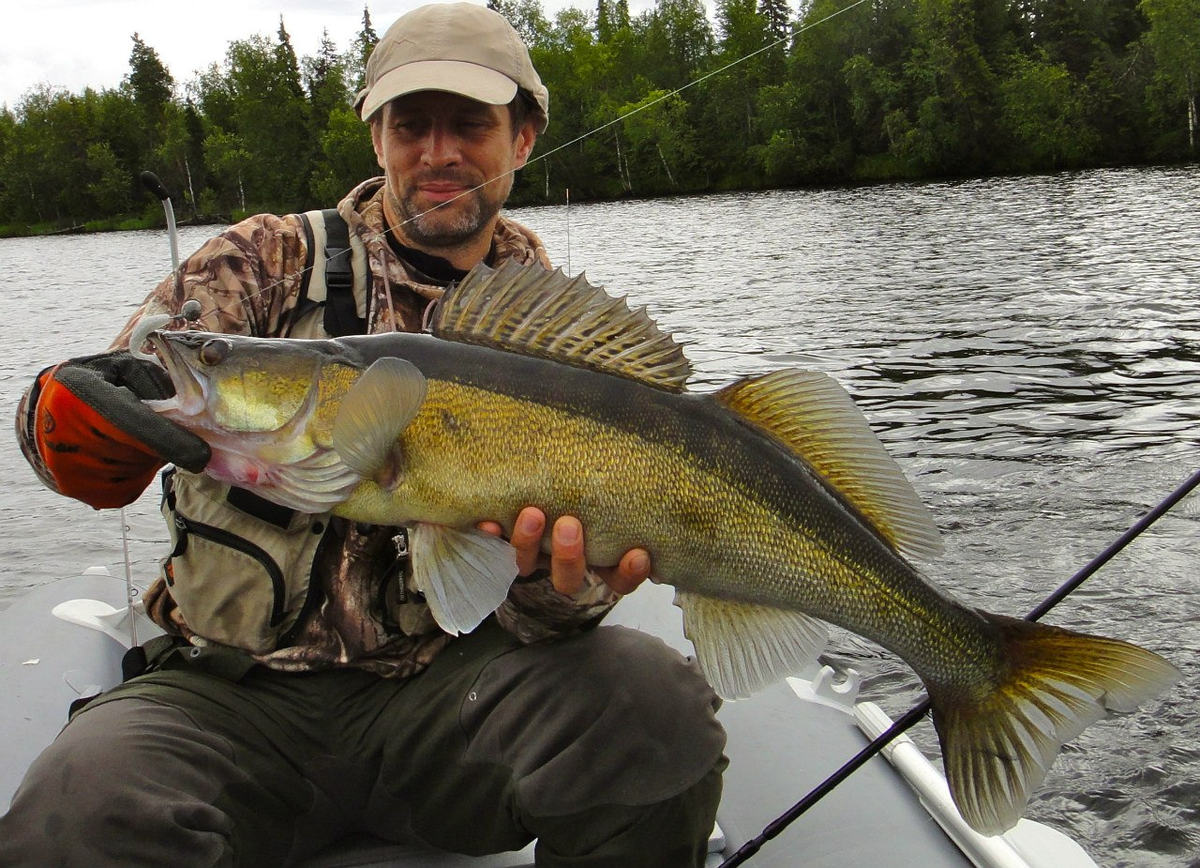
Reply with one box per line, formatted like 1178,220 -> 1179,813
145,260 -> 1179,837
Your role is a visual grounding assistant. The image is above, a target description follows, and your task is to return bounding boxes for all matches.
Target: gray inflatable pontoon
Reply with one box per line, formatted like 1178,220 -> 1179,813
1,568 -> 1099,868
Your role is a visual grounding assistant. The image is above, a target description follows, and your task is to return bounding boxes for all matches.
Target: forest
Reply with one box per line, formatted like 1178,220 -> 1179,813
0,0 -> 1196,235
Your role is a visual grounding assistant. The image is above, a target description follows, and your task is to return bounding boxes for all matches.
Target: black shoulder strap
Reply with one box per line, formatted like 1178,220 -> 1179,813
320,208 -> 367,337
293,208 -> 367,338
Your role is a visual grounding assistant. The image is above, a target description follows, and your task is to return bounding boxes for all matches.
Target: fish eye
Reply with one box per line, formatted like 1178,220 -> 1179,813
198,338 -> 231,366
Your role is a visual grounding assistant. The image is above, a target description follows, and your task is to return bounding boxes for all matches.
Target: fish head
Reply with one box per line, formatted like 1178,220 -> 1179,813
143,330 -> 367,511
146,330 -> 333,434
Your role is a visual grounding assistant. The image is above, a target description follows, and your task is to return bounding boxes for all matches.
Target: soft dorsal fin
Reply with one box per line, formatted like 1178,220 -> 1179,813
716,369 -> 943,562
430,260 -> 692,391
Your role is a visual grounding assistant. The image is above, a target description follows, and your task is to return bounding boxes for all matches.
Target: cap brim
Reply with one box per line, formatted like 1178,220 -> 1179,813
358,60 -> 519,120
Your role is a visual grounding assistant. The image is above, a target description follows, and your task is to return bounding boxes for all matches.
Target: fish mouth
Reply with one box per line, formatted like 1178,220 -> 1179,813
144,330 -> 209,417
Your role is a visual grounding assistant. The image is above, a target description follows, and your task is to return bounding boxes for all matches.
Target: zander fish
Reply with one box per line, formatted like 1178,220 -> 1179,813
144,260 -> 1179,836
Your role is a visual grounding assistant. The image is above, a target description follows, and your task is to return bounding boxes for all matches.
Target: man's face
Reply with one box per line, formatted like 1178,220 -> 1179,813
372,91 -> 537,252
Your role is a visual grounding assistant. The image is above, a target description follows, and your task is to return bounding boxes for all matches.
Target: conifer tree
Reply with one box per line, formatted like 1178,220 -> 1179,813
759,0 -> 790,44
276,18 -> 307,102
597,0 -> 614,42
127,33 -> 174,124
352,6 -> 380,91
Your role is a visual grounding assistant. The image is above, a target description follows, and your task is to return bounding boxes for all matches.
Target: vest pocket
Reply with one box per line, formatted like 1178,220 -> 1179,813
169,515 -> 288,629
161,470 -> 327,654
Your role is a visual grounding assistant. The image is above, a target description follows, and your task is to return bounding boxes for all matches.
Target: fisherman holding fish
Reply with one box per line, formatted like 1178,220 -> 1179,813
3,5 -> 727,866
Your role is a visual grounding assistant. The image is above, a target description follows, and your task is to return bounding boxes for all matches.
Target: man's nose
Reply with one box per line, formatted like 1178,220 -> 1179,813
421,123 -> 461,166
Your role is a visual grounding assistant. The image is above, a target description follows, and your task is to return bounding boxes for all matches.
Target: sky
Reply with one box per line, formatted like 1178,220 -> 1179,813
0,0 -> 668,112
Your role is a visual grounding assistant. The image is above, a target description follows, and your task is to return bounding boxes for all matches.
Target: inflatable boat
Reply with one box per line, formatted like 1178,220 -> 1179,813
0,566 -> 1100,868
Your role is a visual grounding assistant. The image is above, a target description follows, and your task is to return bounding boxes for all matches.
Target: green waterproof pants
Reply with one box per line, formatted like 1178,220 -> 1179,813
0,619 -> 726,868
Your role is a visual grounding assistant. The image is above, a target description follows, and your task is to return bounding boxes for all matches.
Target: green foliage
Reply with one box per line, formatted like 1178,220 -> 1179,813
0,0 -> 1194,235
1140,0 -> 1200,150
127,34 -> 174,124
223,30 -> 311,208
310,106 -> 378,203
998,50 -> 1097,169
85,142 -> 132,216
349,6 -> 379,92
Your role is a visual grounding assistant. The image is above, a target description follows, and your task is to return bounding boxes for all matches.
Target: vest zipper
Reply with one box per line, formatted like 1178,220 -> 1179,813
173,515 -> 288,627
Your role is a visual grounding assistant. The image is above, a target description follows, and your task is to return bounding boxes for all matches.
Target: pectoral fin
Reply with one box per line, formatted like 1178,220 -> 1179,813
332,358 -> 427,485
675,591 -> 828,700
409,523 -> 520,636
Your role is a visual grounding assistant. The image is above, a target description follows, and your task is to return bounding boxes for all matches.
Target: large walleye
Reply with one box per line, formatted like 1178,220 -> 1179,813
145,260 -> 1177,836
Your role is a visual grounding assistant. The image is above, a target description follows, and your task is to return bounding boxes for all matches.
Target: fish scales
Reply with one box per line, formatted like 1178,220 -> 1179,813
338,333 -> 1001,684
143,260 -> 1180,837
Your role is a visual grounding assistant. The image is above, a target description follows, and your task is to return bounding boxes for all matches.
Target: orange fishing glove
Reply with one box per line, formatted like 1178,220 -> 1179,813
20,351 -> 211,509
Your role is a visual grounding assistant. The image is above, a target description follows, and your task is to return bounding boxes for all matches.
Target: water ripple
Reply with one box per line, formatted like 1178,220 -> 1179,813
2,166 -> 1198,862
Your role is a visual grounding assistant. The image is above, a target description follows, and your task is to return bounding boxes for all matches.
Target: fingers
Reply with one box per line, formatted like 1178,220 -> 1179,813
550,515 -> 587,595
553,520 -> 651,596
509,507 -> 547,576
477,508 -> 652,596
600,548 -> 652,596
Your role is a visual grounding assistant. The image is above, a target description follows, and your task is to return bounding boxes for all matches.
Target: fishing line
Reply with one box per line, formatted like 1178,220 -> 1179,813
718,465 -> 1200,867
146,0 -> 871,328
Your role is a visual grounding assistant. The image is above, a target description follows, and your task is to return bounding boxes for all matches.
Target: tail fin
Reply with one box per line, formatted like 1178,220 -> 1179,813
926,614 -> 1179,835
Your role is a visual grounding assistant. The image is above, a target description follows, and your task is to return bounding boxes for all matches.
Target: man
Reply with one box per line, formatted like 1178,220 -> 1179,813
0,5 -> 726,867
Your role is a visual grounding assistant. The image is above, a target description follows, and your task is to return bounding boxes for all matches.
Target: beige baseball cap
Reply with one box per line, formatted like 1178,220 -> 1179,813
355,3 -> 549,132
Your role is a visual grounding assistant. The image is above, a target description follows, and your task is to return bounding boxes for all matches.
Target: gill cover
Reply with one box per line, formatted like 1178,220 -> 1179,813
146,330 -> 365,513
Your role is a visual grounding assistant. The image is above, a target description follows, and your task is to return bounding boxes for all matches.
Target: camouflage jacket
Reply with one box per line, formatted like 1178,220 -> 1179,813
33,178 -> 619,678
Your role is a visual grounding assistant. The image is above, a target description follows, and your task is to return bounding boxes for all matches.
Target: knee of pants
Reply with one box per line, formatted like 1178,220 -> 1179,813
0,698 -> 237,865
462,625 -> 727,818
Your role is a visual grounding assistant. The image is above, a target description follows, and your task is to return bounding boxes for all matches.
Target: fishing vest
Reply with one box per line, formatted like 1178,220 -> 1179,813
156,208 -> 373,654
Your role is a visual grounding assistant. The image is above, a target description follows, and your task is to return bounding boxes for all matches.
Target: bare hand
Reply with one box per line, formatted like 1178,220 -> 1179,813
477,507 -> 651,596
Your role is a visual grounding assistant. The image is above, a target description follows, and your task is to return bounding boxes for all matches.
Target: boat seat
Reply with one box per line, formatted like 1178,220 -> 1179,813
299,825 -> 728,868
300,836 -> 536,868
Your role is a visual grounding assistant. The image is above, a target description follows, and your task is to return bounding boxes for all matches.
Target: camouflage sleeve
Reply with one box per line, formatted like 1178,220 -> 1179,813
110,213 -> 311,349
492,215 -> 552,270
494,569 -> 620,643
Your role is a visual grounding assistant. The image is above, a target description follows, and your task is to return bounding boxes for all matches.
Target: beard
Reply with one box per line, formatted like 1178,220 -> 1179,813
387,172 -> 513,249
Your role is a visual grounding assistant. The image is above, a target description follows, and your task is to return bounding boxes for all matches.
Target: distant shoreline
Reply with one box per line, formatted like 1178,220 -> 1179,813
6,160 -> 1197,240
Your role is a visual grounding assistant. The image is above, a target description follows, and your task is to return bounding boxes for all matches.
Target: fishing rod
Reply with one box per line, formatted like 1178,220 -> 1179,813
718,465 -> 1200,867
113,169 -> 192,649
139,170 -> 179,272
118,169 -> 181,647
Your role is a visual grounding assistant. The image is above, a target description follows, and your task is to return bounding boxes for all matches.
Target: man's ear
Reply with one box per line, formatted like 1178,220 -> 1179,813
370,118 -> 386,169
512,122 -> 537,170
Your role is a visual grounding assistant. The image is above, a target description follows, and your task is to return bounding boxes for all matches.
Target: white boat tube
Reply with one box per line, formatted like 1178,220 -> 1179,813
854,701 -> 1099,868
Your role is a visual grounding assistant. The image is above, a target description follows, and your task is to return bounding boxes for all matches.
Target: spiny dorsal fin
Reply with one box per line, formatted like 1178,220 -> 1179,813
430,260 -> 692,391
716,369 -> 943,562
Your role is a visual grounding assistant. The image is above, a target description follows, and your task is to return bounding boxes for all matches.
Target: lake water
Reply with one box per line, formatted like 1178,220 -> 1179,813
1,166 -> 1197,867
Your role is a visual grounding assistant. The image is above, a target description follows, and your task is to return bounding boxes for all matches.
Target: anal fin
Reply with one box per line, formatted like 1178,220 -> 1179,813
675,591 -> 828,700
